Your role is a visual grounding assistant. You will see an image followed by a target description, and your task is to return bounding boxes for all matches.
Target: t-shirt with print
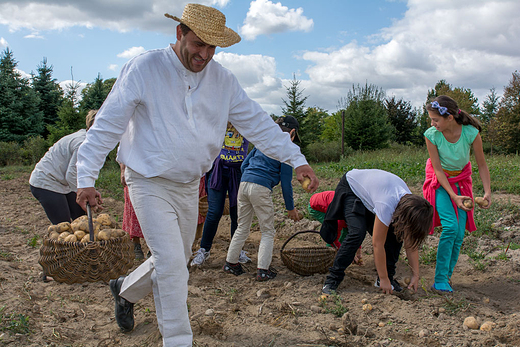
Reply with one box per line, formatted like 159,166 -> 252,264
219,123 -> 249,165
424,125 -> 479,171
346,169 -> 411,227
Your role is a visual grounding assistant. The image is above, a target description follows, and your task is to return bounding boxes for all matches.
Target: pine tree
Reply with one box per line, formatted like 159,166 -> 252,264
47,81 -> 85,144
385,96 -> 417,145
0,48 -> 44,142
340,84 -> 390,151
80,73 -> 108,111
281,74 -> 307,126
32,57 -> 64,136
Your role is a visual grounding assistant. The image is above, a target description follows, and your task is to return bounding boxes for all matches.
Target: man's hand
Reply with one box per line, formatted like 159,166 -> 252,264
76,187 -> 103,213
287,208 -> 300,221
295,164 -> 319,193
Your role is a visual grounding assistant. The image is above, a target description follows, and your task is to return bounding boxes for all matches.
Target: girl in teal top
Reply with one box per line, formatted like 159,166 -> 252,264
423,95 -> 491,294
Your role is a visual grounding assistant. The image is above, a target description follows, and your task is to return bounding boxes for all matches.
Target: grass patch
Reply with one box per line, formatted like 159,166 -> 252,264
420,244 -> 437,265
442,297 -> 470,315
27,234 -> 39,248
320,293 -> 348,317
0,307 -> 31,335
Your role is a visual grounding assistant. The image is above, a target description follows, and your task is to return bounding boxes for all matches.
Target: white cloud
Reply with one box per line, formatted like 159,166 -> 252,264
214,51 -> 285,114
299,0 -> 520,111
108,64 -> 118,71
239,0 -> 313,40
117,46 -> 146,59
24,31 -> 44,39
0,0 -> 231,33
0,37 -> 8,48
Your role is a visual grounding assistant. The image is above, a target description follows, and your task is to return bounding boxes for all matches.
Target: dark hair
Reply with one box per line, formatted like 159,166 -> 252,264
426,95 -> 481,132
392,194 -> 433,249
179,23 -> 191,35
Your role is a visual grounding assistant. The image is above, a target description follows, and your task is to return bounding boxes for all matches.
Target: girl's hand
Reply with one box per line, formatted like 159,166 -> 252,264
479,194 -> 492,209
453,195 -> 472,212
408,274 -> 420,293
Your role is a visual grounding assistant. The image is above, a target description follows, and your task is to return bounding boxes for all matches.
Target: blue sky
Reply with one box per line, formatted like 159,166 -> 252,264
1,0 -> 519,115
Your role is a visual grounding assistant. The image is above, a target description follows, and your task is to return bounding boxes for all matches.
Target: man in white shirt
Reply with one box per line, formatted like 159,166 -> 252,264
75,4 -> 318,347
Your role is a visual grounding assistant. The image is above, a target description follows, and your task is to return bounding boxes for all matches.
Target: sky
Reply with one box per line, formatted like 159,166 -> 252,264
1,0 -> 519,116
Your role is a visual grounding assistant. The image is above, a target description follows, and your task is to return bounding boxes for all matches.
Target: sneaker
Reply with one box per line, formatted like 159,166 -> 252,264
223,262 -> 245,276
134,243 -> 144,260
191,248 -> 210,266
109,276 -> 134,332
256,267 -> 277,282
238,250 -> 252,264
322,282 -> 339,295
374,277 -> 403,292
431,282 -> 453,294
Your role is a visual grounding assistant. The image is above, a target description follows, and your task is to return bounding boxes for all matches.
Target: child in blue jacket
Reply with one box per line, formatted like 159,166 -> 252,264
223,116 -> 301,281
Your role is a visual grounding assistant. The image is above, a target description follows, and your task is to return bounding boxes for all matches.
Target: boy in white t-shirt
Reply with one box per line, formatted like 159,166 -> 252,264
320,169 -> 433,295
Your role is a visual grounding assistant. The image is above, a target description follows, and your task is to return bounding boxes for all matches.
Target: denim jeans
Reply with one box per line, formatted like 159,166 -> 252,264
199,170 -> 238,251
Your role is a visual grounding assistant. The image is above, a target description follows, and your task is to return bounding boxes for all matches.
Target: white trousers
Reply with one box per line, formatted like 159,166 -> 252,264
119,168 -> 198,347
226,182 -> 275,270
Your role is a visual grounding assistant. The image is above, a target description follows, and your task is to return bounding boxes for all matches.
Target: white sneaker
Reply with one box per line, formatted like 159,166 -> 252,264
191,248 -> 210,266
238,250 -> 252,264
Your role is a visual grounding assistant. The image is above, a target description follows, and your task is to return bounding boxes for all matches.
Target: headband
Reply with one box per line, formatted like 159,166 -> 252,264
431,101 -> 448,116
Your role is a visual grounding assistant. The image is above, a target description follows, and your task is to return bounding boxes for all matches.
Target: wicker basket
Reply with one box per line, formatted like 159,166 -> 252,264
38,205 -> 133,284
280,230 -> 337,276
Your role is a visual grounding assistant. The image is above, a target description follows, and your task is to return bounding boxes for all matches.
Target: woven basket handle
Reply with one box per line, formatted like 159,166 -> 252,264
281,230 -> 321,252
86,202 -> 95,242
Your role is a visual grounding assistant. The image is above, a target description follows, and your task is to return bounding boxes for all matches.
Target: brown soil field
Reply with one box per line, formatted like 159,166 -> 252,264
1,173 -> 519,346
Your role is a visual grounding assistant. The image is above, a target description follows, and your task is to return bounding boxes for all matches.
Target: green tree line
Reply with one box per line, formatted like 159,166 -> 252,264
1,48 -> 519,166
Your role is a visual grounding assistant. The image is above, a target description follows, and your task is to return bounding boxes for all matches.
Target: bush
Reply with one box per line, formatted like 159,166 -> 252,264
21,136 -> 48,166
0,142 -> 22,166
304,140 -> 351,162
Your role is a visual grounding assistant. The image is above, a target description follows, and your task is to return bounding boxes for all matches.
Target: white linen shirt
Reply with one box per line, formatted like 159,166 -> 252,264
30,129 -> 86,194
77,45 -> 308,188
346,169 -> 411,227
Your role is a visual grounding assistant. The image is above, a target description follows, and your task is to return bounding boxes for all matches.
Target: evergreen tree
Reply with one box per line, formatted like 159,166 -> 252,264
340,83 -> 390,151
0,48 -> 44,142
494,71 -> 520,154
80,73 -> 109,111
281,74 -> 307,126
47,81 -> 85,144
301,106 -> 328,149
481,87 -> 500,125
32,57 -> 64,136
385,96 -> 417,145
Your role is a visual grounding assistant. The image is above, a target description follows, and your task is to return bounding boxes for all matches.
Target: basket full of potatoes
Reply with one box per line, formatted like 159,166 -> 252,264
38,212 -> 134,284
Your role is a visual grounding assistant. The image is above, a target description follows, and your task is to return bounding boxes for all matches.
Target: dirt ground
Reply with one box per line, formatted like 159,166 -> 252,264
1,173 -> 519,347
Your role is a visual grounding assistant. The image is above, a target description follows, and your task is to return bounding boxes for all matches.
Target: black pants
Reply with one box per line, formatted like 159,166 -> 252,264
30,185 -> 85,224
324,176 -> 402,286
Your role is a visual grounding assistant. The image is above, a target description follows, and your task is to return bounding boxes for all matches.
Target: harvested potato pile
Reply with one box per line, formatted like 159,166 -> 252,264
46,213 -> 126,242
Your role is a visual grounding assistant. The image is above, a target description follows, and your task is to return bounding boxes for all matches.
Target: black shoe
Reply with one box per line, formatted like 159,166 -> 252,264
374,277 -> 403,292
322,282 -> 338,295
109,276 -> 134,332
256,267 -> 277,282
134,243 -> 144,260
223,262 -> 245,276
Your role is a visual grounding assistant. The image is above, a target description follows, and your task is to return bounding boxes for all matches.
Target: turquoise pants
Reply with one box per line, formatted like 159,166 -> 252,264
435,185 -> 467,284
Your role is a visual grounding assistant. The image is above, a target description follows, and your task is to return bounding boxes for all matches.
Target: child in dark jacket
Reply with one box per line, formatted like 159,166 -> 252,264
223,116 -> 301,281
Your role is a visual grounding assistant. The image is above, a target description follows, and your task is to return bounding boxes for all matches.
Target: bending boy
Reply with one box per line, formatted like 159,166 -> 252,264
320,169 -> 433,295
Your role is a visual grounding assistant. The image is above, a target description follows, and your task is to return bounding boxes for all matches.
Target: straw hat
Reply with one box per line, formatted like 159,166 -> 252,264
165,4 -> 241,47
